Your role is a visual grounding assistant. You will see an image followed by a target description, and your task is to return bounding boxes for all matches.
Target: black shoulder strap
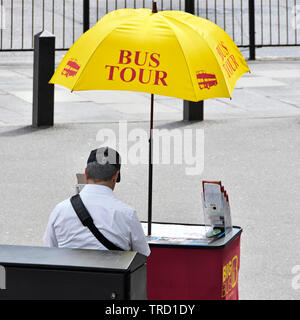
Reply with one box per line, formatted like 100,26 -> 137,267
70,194 -> 123,251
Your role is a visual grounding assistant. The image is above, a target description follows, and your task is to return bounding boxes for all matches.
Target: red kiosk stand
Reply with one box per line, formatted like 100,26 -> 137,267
143,223 -> 242,300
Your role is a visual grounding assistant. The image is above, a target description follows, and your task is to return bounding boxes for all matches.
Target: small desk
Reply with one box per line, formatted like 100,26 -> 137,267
142,222 -> 242,300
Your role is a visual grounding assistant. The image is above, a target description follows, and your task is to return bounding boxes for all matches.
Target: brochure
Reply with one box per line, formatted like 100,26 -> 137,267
202,181 -> 232,238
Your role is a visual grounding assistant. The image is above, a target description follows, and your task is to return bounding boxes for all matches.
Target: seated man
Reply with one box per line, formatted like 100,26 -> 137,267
43,147 -> 150,257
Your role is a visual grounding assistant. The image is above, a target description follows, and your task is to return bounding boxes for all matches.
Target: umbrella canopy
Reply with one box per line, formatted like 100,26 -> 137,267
50,6 -> 249,236
49,8 -> 249,101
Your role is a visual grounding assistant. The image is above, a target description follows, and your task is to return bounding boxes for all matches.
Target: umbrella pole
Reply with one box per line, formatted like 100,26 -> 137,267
147,93 -> 154,236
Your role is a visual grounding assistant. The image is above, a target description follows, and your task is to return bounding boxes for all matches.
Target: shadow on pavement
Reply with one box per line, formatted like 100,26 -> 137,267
155,120 -> 206,130
0,126 -> 53,137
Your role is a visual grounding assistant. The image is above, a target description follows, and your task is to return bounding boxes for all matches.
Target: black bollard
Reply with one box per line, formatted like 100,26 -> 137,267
184,0 -> 204,121
32,30 -> 55,127
183,100 -> 204,121
83,0 -> 90,33
184,0 -> 195,14
248,0 -> 256,60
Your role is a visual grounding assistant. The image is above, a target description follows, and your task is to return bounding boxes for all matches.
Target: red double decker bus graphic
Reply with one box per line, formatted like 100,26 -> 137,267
196,71 -> 218,90
61,59 -> 80,78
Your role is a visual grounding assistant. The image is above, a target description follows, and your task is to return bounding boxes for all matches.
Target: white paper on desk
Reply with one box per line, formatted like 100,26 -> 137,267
141,223 -> 207,239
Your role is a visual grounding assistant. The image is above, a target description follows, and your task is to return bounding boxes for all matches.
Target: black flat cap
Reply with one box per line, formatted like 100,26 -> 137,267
87,147 -> 121,182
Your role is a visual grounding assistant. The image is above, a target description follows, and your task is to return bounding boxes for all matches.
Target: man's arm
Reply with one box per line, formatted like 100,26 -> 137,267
129,211 -> 151,257
43,206 -> 59,247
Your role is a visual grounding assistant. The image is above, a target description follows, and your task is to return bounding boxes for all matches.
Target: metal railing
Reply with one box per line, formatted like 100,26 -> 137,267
0,0 -> 299,58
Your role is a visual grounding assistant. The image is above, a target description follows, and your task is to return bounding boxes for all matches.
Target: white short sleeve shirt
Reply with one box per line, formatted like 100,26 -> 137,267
43,184 -> 150,257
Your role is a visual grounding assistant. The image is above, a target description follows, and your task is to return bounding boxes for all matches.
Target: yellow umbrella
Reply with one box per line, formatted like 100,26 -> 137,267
50,4 -> 249,235
50,7 -> 249,100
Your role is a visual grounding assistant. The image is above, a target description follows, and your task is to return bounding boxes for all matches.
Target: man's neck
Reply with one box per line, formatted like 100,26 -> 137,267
86,180 -> 114,190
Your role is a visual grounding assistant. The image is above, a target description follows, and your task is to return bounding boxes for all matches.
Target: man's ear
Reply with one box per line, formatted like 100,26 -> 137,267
113,170 -> 120,183
84,168 -> 88,181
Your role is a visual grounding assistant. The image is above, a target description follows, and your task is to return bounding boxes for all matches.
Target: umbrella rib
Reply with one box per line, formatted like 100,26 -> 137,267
159,15 -> 198,101
161,13 -> 231,99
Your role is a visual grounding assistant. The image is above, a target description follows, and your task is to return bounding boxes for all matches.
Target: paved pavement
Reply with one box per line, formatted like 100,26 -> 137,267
0,52 -> 300,299
1,52 -> 300,125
